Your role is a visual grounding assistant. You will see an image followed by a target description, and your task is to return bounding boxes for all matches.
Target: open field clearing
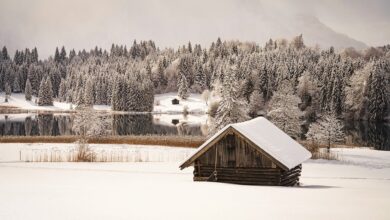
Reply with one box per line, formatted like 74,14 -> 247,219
0,144 -> 389,220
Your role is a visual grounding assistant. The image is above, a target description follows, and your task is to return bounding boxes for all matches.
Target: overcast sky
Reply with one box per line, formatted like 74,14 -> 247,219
0,0 -> 389,58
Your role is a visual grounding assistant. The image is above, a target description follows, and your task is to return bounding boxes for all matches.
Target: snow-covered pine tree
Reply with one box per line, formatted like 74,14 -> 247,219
13,75 -> 21,93
58,79 -> 67,102
76,89 -> 85,108
290,34 -> 305,50
306,113 -> 344,152
140,77 -> 154,112
45,77 -> 54,105
127,76 -> 139,111
111,78 -> 121,111
297,70 -> 315,109
38,77 -> 53,106
25,79 -> 32,101
178,74 -> 190,99
54,47 -> 61,63
84,78 -> 95,107
188,41 -> 192,53
157,59 -> 167,88
27,65 -> 41,96
178,55 -> 194,86
94,80 -> 103,105
60,46 -> 67,63
267,79 -> 302,138
193,60 -> 206,92
37,79 -> 46,105
211,66 -> 249,133
1,46 -> 10,60
248,90 -> 264,118
330,69 -> 344,115
366,60 -> 389,121
4,82 -> 11,102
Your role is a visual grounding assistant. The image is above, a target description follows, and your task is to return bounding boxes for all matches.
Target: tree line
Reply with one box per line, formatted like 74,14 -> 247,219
0,36 -> 389,124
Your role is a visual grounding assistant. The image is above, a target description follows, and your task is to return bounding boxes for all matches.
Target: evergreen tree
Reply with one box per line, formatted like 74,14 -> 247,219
193,60 -> 206,92
13,75 -> 21,93
38,78 -> 53,106
84,78 -> 95,107
212,67 -> 249,133
38,79 -> 46,105
69,49 -> 76,61
27,65 -> 41,96
111,80 -> 118,111
1,46 -> 10,60
267,80 -> 302,138
60,46 -> 67,62
188,41 -> 192,53
76,89 -> 85,108
54,47 -> 61,63
178,74 -> 190,99
31,47 -> 39,63
156,59 -> 167,88
4,82 -> 11,102
25,79 -> 32,101
290,34 -> 305,50
366,60 -> 389,121
248,90 -> 264,118
178,55 -> 194,86
58,79 -> 67,102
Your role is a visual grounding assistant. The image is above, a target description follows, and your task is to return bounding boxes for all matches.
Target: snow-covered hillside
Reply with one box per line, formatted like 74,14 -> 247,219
0,92 -> 209,113
0,145 -> 389,220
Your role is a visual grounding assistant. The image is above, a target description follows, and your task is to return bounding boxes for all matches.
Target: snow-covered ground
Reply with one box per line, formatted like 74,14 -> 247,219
0,144 -> 389,220
0,92 -> 111,112
154,92 -> 208,113
0,92 -> 209,114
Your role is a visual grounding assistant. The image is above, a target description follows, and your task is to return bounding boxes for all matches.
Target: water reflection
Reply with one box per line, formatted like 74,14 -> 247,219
0,113 -> 207,137
0,113 -> 388,150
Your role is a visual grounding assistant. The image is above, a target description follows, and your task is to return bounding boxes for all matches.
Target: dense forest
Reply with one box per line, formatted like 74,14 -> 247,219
0,35 -> 389,125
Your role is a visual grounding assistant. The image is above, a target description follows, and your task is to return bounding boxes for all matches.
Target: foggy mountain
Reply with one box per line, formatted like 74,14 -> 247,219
281,14 -> 368,49
0,0 -> 378,58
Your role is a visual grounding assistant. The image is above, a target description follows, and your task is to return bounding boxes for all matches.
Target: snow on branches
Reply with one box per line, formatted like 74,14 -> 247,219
306,113 -> 344,152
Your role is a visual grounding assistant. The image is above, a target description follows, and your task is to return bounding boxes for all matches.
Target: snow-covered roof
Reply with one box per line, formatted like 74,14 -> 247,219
180,117 -> 311,170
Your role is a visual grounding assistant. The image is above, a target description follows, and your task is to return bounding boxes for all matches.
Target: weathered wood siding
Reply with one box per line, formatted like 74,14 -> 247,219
193,133 -> 302,186
197,134 -> 273,168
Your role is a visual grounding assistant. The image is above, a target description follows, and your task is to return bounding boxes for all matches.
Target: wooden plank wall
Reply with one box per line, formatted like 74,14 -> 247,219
197,134 -> 274,168
193,133 -> 302,186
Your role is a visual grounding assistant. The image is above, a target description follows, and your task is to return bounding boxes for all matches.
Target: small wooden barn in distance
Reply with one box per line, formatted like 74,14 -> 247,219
171,98 -> 180,105
180,117 -> 312,186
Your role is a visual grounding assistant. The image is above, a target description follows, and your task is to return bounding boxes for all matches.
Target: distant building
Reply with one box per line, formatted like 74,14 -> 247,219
171,98 -> 180,105
180,117 -> 311,186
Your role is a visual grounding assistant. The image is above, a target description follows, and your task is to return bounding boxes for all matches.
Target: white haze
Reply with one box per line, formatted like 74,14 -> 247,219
0,0 -> 389,59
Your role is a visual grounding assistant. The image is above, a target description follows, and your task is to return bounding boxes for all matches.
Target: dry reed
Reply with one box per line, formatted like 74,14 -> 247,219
0,135 -> 206,148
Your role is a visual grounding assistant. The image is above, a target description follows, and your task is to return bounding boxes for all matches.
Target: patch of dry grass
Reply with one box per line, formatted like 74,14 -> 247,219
0,135 -> 206,148
301,141 -> 340,160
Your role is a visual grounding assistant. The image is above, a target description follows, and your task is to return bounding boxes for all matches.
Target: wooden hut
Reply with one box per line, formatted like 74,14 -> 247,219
171,98 -> 180,105
179,117 -> 311,186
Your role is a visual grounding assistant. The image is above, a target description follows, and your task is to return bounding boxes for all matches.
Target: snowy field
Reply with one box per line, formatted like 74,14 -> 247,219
0,92 -> 209,113
0,144 -> 389,220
